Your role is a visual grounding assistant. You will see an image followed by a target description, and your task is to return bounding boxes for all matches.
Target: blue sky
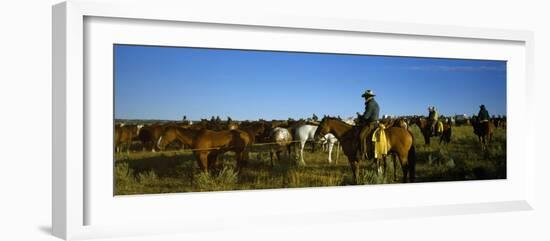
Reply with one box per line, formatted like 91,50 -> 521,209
114,44 -> 506,120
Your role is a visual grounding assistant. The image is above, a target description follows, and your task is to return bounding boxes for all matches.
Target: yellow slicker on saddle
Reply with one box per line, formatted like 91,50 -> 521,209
437,121 -> 444,133
372,124 -> 389,159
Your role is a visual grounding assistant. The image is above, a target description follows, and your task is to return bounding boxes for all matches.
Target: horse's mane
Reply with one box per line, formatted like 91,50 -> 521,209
323,116 -> 354,128
304,120 -> 320,126
322,115 -> 339,120
324,116 -> 347,121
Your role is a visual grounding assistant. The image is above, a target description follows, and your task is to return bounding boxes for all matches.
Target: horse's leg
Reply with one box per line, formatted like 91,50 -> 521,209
270,149 -> 274,167
294,142 -> 300,161
207,152 -> 220,172
234,151 -> 243,171
350,160 -> 358,184
377,157 -> 384,176
126,139 -> 131,155
382,155 -> 388,177
427,135 -> 431,145
393,154 -> 398,182
335,143 -> 340,165
149,141 -> 154,152
480,136 -> 483,151
359,127 -> 368,161
401,162 -> 409,183
478,136 -> 483,151
241,150 -> 249,167
196,151 -> 209,173
287,144 -> 292,159
286,145 -> 296,159
399,149 -> 412,182
299,140 -> 306,166
424,130 -> 430,145
328,143 -> 333,164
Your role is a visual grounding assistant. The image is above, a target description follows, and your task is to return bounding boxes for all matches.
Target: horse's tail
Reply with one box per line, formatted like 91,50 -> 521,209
408,144 -> 416,182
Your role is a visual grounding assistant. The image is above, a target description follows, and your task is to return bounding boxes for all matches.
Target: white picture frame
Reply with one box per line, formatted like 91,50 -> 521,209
52,0 -> 535,240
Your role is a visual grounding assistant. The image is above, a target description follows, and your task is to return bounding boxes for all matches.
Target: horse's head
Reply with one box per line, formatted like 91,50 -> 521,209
411,116 -> 424,127
157,126 -> 178,151
315,117 -> 332,140
319,134 -> 328,145
254,122 -> 266,135
136,124 -> 144,135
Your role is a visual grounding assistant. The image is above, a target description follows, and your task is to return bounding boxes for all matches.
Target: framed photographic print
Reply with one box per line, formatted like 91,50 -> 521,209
53,0 -> 535,240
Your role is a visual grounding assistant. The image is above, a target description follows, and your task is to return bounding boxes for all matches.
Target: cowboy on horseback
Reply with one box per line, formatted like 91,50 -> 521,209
478,105 -> 490,122
428,106 -> 439,136
473,104 -> 493,151
359,90 -> 380,160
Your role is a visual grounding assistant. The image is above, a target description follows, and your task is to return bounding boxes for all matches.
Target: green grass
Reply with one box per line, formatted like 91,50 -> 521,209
114,125 -> 506,195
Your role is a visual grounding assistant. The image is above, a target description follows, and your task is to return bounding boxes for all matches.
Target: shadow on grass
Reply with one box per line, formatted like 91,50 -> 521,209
116,153 -> 196,180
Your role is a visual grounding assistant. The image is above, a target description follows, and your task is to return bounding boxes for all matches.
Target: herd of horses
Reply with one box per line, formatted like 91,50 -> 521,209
114,114 -> 505,184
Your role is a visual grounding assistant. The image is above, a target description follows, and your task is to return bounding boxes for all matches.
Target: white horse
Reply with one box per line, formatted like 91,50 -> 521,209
294,124 -> 318,166
269,127 -> 293,166
320,133 -> 339,164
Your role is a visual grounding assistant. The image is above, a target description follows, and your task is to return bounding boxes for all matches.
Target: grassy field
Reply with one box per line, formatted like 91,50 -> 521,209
114,125 -> 506,195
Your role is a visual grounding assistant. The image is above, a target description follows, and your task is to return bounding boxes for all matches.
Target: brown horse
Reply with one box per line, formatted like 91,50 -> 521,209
412,117 -> 452,145
192,129 -> 252,173
492,117 -> 506,129
315,117 -> 416,183
158,127 -> 251,173
472,119 -> 494,151
157,126 -> 200,151
114,124 -> 142,153
139,123 -> 172,152
239,122 -> 267,144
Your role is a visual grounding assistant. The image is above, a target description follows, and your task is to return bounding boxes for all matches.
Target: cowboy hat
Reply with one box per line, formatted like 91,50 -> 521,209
361,90 -> 376,98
